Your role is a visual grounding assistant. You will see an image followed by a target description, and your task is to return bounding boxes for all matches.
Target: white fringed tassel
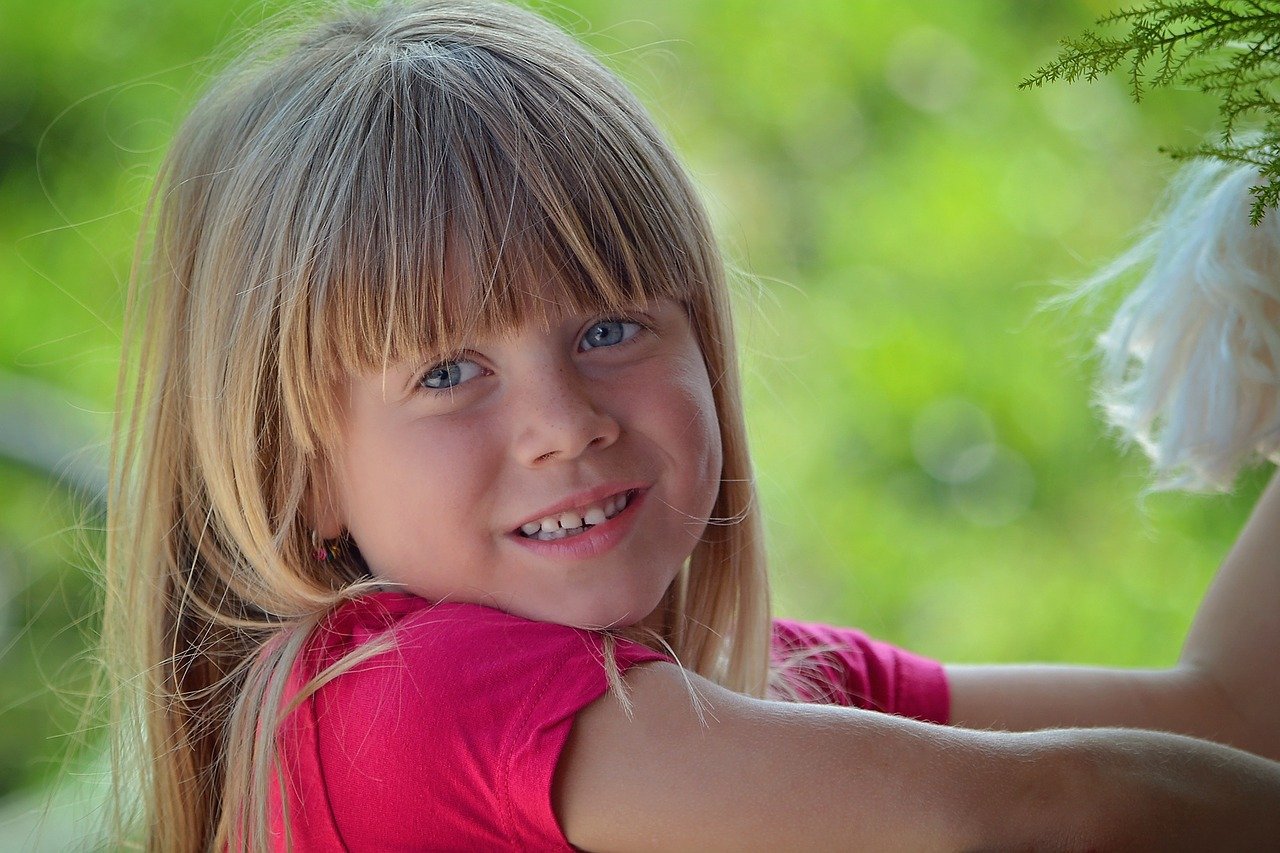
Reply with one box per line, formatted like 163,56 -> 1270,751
1087,157 -> 1280,492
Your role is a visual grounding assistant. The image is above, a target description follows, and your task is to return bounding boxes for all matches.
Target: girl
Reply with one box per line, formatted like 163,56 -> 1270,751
104,0 -> 1280,849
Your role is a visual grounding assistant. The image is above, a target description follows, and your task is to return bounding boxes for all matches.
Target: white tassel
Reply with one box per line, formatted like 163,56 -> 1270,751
1084,155 -> 1280,492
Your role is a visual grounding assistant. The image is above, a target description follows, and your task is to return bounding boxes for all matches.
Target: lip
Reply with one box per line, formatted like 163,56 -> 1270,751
511,481 -> 648,531
508,487 -> 647,561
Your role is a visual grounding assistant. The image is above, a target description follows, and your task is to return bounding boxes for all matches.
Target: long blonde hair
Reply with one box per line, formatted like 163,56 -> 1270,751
105,1 -> 770,848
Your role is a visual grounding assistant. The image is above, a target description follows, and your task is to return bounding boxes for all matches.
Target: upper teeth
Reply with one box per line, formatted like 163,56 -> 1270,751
520,491 -> 630,537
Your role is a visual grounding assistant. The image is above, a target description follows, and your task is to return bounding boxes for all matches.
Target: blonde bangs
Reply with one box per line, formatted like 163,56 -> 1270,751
279,37 -> 700,454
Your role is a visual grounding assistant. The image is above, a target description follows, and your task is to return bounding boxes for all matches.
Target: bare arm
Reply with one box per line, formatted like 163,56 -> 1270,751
555,662 -> 1280,852
948,470 -> 1280,761
1180,468 -> 1280,753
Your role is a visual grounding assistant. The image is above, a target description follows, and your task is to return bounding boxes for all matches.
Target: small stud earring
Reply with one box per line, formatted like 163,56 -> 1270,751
311,530 -> 343,563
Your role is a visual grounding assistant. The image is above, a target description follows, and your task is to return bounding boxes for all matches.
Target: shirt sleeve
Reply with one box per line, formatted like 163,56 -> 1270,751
310,597 -> 668,851
771,618 -> 950,724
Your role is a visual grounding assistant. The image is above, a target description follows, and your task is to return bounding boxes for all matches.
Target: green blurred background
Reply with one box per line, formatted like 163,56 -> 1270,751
0,0 -> 1266,846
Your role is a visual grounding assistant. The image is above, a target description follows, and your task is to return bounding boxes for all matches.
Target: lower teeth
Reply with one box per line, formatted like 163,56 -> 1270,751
533,525 -> 589,541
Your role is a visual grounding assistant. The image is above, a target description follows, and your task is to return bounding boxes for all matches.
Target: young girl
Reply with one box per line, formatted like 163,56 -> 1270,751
104,0 -> 1280,849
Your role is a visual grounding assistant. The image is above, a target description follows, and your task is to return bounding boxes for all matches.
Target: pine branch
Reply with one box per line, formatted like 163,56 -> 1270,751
1023,1 -> 1280,221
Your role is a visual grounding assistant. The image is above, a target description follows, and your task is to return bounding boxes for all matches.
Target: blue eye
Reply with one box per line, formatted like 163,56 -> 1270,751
581,319 -> 641,350
419,359 -> 482,392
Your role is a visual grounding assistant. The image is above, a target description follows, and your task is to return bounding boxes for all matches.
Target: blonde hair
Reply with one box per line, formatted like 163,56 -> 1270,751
1082,152 -> 1280,491
105,1 -> 771,849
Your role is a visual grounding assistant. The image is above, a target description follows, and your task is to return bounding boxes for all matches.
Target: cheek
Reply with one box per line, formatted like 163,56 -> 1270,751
666,360 -> 724,500
337,417 -> 498,561
692,383 -> 723,479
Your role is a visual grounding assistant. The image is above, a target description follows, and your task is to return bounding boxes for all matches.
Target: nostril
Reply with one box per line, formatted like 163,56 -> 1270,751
519,410 -> 619,466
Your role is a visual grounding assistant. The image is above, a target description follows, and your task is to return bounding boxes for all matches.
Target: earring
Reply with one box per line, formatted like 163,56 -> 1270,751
311,530 -> 344,563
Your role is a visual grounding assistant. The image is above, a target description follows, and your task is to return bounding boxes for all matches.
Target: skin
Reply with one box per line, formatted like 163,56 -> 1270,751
556,661 -> 1280,851
322,297 -> 721,629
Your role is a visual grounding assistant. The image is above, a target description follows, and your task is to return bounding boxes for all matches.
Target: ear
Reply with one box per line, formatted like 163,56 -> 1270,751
307,456 -> 346,540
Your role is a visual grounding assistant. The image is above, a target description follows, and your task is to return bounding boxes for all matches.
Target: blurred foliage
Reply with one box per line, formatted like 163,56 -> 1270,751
0,0 -> 1267,844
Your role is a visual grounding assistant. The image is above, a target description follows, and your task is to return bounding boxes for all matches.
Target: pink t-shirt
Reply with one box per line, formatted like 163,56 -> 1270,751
269,592 -> 949,850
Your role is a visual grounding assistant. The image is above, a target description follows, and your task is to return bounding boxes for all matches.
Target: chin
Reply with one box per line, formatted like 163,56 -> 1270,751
563,587 -> 671,632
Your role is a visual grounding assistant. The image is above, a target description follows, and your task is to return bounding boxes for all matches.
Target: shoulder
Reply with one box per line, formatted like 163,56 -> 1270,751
308,591 -> 666,707
771,617 -> 950,723
290,591 -> 666,848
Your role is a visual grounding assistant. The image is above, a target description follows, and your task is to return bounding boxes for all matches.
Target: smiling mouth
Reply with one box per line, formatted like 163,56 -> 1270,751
516,489 -> 637,541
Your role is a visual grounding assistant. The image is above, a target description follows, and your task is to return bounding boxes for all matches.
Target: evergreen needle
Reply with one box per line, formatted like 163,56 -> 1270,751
1023,0 -> 1280,223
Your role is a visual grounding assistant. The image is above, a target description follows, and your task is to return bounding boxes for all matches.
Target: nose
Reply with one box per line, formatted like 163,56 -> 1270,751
512,363 -> 620,466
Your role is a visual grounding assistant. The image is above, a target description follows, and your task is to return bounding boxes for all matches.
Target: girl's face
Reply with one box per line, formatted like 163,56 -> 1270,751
328,296 -> 722,628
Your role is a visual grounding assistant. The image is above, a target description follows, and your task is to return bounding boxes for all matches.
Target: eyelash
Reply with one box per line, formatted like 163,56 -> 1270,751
579,316 -> 648,351
413,355 -> 485,398
412,315 -> 651,398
